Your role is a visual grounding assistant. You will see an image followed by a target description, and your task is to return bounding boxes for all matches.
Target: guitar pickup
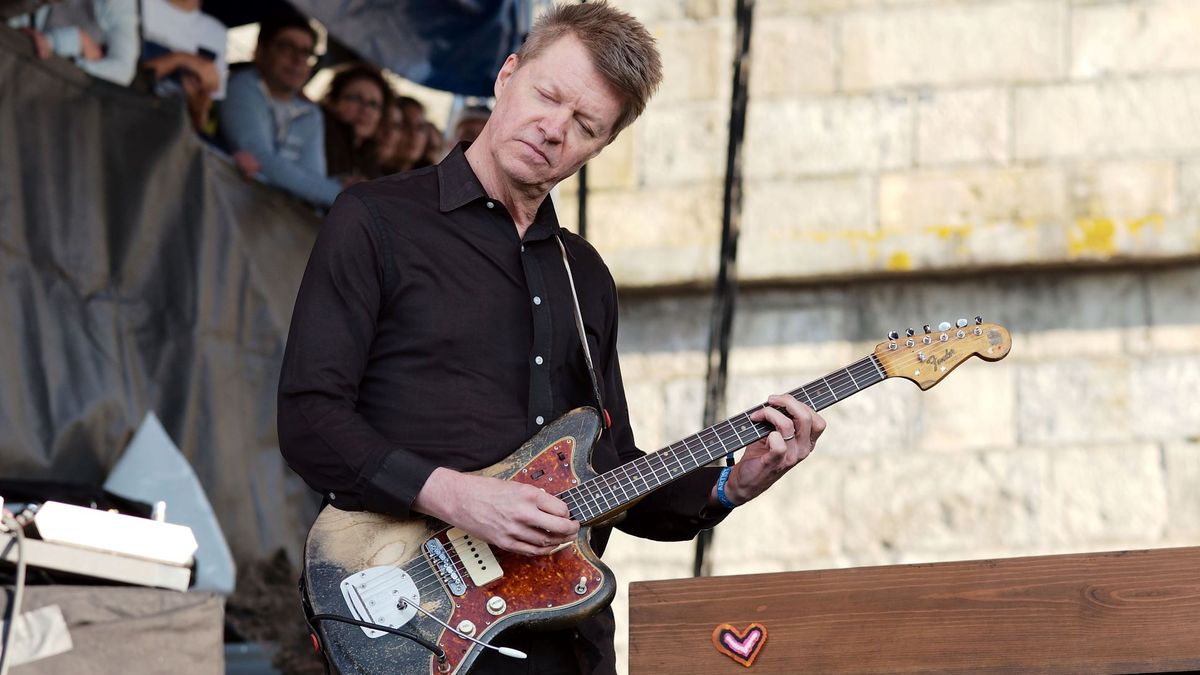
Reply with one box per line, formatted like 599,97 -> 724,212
447,528 -> 503,587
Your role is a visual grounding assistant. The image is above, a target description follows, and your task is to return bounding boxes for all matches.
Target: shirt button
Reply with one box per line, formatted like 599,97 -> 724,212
521,245 -> 526,253
328,492 -> 336,501
533,296 -> 542,305
535,356 -> 544,365
486,201 -> 495,209
535,416 -> 545,425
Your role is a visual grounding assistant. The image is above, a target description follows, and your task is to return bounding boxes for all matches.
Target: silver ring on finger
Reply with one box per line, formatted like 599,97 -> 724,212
782,433 -> 796,442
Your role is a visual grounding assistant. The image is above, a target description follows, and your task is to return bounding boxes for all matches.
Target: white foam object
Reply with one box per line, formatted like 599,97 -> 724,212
35,501 -> 197,565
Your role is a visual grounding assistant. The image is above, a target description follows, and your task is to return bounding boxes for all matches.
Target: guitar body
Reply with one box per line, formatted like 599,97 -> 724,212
303,407 -> 614,674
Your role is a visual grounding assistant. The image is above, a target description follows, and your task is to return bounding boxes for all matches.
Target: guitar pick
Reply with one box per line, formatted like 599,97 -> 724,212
711,622 -> 767,667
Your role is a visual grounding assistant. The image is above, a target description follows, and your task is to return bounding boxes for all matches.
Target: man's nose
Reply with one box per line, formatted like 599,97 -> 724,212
540,107 -> 570,143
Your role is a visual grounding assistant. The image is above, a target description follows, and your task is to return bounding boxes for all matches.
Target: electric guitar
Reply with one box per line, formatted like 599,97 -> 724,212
302,318 -> 1012,674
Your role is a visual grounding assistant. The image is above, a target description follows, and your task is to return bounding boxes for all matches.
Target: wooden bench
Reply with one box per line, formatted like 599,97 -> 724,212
629,547 -> 1200,673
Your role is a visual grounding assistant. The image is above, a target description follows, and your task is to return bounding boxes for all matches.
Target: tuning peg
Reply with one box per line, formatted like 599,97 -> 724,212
905,328 -> 915,337
975,315 -> 983,325
888,330 -> 899,340
938,321 -> 952,332
956,318 -> 968,328
923,324 -> 932,334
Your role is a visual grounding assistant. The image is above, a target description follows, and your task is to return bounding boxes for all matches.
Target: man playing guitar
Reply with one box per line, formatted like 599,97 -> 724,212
277,3 -> 825,672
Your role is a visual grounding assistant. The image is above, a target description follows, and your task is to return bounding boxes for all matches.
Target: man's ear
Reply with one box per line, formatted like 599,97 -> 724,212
494,53 -> 520,100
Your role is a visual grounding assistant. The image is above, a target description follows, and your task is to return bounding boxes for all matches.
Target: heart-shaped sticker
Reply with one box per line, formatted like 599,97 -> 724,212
711,622 -> 767,667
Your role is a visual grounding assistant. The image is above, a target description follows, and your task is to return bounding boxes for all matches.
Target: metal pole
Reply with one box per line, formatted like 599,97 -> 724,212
693,0 -> 754,578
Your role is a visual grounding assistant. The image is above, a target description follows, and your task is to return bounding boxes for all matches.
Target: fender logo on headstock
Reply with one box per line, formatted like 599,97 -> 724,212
925,348 -> 957,371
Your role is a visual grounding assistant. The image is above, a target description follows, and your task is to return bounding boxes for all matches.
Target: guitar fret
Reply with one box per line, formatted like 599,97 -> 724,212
576,487 -> 599,521
869,354 -> 886,380
820,376 -> 838,404
610,466 -> 631,508
669,445 -> 687,475
844,366 -> 860,389
657,453 -> 673,485
679,437 -> 701,473
798,387 -> 817,410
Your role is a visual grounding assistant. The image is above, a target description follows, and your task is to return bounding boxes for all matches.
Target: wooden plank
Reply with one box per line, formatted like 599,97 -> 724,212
628,547 -> 1200,674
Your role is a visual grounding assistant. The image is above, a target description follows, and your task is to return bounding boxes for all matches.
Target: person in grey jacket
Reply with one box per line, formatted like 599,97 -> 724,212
218,12 -> 348,207
8,0 -> 139,85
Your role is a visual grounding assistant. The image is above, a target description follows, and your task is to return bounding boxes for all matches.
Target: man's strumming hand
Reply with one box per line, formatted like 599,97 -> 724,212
414,468 -> 579,556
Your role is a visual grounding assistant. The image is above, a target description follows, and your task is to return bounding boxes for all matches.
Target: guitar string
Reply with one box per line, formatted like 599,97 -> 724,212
358,356 -> 868,597
429,343 -> 959,558
358,345 -> 973,601
560,355 -> 887,515
561,341 -> 976,519
350,337 -> 988,598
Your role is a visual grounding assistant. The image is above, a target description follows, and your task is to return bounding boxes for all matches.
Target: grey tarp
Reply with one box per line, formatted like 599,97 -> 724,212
4,586 -> 224,674
0,27 -> 321,569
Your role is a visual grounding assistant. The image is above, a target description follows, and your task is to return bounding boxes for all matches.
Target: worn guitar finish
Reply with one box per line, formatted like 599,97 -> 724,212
303,320 -> 1012,674
305,409 -> 612,675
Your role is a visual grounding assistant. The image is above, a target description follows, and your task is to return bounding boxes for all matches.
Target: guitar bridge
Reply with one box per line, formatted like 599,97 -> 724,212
339,566 -> 419,639
424,537 -> 467,596
447,528 -> 503,586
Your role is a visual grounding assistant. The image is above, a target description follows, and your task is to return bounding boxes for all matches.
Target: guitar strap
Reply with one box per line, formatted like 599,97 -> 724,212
556,234 -> 610,431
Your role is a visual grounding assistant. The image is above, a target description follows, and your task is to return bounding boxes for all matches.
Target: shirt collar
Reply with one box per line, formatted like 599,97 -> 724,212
437,143 -> 488,213
436,143 -> 563,242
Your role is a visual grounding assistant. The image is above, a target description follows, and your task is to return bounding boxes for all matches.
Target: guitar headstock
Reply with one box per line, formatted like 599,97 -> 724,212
874,317 -> 1011,390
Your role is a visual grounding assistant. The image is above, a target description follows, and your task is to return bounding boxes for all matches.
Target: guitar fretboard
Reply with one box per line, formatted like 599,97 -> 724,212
558,354 -> 887,524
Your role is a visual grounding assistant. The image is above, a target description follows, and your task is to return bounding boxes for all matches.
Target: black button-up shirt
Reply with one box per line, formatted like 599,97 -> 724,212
278,146 -> 727,673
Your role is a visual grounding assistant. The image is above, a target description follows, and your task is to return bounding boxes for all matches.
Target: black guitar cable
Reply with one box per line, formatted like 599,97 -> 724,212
308,613 -> 448,664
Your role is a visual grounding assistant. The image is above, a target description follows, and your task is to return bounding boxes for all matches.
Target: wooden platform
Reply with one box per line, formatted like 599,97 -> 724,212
628,547 -> 1200,674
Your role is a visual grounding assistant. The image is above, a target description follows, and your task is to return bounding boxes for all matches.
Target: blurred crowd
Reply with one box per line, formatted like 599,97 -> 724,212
3,0 -> 492,208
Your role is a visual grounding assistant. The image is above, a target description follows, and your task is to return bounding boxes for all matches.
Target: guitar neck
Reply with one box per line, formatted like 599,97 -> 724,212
559,353 -> 887,525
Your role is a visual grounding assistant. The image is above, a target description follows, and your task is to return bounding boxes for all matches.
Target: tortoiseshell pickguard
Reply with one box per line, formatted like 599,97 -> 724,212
431,437 -> 607,673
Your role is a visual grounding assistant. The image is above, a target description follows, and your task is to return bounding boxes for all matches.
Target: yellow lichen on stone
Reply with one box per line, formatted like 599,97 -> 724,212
1068,217 -> 1117,257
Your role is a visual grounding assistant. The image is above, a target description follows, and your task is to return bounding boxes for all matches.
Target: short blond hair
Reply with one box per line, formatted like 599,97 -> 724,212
517,2 -> 662,137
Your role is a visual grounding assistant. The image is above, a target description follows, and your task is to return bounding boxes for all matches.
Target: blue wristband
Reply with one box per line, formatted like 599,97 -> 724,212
716,466 -> 738,509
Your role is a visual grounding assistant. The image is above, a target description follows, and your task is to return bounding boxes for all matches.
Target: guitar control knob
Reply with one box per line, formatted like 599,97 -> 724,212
975,315 -> 983,325
888,330 -> 899,340
956,318 -> 969,328
923,324 -> 932,334
905,328 -> 915,337
938,321 -> 952,332
457,620 -> 476,637
487,596 -> 507,615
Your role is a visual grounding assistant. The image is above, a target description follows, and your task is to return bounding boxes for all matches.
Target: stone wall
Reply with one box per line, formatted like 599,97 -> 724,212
540,0 -> 1200,671
555,0 -> 1200,287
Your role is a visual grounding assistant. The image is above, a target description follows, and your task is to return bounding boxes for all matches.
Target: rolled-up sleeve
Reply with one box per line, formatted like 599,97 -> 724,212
278,192 -> 438,517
